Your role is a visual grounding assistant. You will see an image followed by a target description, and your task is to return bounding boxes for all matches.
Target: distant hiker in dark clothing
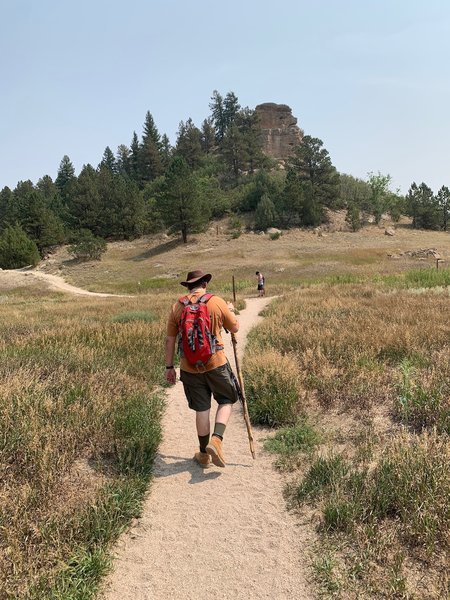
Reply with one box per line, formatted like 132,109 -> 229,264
165,269 -> 239,468
256,271 -> 265,297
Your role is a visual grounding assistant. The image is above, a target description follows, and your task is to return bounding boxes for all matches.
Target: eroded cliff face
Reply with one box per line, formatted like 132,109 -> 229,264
255,103 -> 303,160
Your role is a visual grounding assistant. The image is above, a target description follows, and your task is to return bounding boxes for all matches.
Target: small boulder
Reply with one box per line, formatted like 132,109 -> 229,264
385,228 -> 395,236
267,227 -> 281,235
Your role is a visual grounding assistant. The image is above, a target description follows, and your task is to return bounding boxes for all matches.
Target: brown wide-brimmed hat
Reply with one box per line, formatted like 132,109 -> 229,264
180,269 -> 212,287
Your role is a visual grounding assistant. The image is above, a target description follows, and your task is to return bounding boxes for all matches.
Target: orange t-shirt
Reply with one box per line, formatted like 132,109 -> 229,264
166,290 -> 238,373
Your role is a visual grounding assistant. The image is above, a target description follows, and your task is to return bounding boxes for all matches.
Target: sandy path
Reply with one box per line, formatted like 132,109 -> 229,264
103,296 -> 314,600
0,269 -> 131,297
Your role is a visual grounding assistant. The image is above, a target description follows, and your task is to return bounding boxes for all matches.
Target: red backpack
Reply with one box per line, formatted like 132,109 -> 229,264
178,293 -> 217,368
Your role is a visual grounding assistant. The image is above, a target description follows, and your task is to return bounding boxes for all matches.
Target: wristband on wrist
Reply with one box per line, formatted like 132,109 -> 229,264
166,365 -> 174,369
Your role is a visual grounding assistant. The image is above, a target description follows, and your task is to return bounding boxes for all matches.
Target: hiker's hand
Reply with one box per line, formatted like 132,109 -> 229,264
165,367 -> 176,385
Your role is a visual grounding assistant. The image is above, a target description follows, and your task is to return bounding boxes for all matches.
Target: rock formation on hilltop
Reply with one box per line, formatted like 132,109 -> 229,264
255,103 -> 303,161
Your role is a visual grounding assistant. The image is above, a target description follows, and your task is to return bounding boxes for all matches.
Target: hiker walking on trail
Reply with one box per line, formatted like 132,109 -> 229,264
165,269 -> 239,468
256,271 -> 265,297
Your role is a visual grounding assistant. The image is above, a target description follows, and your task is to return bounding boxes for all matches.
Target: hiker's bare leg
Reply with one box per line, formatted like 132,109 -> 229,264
215,403 -> 233,426
196,409 -> 210,436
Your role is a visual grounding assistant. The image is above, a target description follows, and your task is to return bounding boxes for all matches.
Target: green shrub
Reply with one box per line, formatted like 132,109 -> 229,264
264,418 -> 319,455
0,224 -> 40,269
228,214 -> 242,231
295,454 -> 349,503
244,350 -> 301,426
270,231 -> 282,240
68,230 -> 107,261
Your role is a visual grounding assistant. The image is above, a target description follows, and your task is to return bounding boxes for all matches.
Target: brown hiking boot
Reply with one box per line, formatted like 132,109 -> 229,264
206,436 -> 226,467
193,451 -> 211,467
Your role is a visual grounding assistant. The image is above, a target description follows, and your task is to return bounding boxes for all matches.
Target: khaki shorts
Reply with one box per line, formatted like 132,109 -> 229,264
180,363 -> 239,412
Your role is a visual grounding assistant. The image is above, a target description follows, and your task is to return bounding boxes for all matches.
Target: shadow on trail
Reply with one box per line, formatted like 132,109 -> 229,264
128,238 -> 182,262
155,453 -> 251,484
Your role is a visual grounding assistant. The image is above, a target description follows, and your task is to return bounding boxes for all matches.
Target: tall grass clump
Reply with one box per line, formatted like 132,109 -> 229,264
395,361 -> 450,433
264,417 -> 320,471
404,266 -> 450,288
294,432 -> 449,549
244,350 -> 302,426
291,432 -> 449,596
371,432 -> 449,550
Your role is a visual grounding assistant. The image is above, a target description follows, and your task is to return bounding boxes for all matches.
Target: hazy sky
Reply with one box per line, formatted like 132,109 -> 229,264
1,0 -> 449,193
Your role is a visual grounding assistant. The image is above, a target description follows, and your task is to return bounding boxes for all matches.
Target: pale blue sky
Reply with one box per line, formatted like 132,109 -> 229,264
1,0 -> 449,193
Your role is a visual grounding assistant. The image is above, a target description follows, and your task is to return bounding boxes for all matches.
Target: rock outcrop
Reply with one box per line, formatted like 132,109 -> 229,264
255,103 -> 303,160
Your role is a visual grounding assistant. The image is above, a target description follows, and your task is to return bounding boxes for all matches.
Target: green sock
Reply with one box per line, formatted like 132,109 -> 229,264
198,434 -> 210,453
212,422 -> 226,440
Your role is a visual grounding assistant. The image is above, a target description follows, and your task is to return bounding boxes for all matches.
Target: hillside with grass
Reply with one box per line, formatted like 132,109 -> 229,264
0,220 -> 449,598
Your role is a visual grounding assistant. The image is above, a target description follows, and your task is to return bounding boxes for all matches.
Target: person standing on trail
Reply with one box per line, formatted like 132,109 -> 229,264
165,269 -> 239,468
256,271 -> 265,297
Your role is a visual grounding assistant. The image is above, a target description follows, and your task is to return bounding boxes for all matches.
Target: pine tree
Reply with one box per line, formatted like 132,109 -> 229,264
0,186 -> 13,230
20,190 -> 65,251
287,136 -> 339,217
209,90 -> 241,144
209,90 -> 226,142
0,224 -> 40,268
99,146 -> 117,173
221,123 -> 246,178
160,134 -> 172,169
201,118 -> 216,154
142,110 -> 161,149
223,91 -> 241,131
97,167 -> 145,239
345,202 -> 361,231
176,118 -> 203,168
158,156 -> 208,243
55,155 -> 76,203
68,164 -> 103,235
437,185 -> 450,230
116,144 -> 131,178
277,170 -> 306,226
406,182 -> 439,229
130,132 -> 141,183
255,194 -> 277,230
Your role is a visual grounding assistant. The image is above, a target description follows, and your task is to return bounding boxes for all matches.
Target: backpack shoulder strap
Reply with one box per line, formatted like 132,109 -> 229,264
179,296 -> 191,307
198,293 -> 214,304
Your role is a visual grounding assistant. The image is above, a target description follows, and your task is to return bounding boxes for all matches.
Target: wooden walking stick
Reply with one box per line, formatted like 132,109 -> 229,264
231,332 -> 256,459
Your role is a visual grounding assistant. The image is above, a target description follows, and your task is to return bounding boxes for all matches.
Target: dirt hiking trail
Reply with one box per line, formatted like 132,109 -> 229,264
104,297 -> 314,600
0,268 -> 131,297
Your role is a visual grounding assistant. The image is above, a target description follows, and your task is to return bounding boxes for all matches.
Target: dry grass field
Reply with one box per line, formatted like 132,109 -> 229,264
33,214 -> 450,295
1,215 -> 449,598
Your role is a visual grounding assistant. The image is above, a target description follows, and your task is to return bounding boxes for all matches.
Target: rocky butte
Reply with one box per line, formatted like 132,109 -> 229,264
255,102 -> 304,161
